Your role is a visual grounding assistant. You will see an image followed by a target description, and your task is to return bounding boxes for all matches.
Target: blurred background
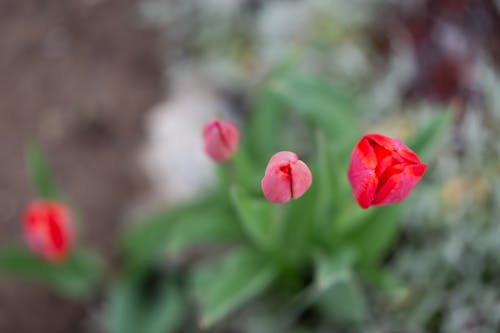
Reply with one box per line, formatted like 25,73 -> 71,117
0,0 -> 499,332
0,0 -> 163,331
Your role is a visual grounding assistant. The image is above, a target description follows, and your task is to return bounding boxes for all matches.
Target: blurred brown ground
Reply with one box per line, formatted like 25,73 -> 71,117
0,0 -> 164,332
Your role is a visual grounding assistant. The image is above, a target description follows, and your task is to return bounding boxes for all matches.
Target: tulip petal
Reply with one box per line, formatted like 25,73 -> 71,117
203,120 -> 240,162
47,203 -> 70,253
261,151 -> 312,204
396,146 -> 422,164
348,133 -> 427,208
219,121 -> 240,152
261,167 -> 292,203
290,160 -> 313,199
347,137 -> 379,209
367,133 -> 422,164
23,200 -> 73,262
203,124 -> 225,161
372,163 -> 427,206
265,151 -> 298,173
366,133 -> 403,152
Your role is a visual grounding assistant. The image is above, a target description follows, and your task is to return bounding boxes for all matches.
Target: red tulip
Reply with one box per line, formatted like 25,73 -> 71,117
203,119 -> 240,162
347,134 -> 427,209
23,200 -> 73,262
261,151 -> 312,203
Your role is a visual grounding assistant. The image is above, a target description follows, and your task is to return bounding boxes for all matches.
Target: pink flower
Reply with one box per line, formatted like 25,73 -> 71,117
347,134 -> 427,209
261,151 -> 313,203
203,119 -> 240,162
23,200 -> 74,262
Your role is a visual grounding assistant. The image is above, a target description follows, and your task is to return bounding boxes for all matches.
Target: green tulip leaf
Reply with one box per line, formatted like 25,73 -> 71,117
121,193 -> 240,273
316,278 -> 368,324
246,89 -> 286,165
230,186 -> 281,252
26,144 -> 60,199
106,276 -> 185,333
0,246 -> 102,299
341,205 -> 402,267
191,248 -> 277,328
314,249 -> 356,292
270,73 -> 357,140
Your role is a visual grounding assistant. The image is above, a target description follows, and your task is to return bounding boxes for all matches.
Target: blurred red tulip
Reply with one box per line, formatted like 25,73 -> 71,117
261,151 -> 312,203
23,200 -> 73,262
347,134 -> 427,209
203,119 -> 240,162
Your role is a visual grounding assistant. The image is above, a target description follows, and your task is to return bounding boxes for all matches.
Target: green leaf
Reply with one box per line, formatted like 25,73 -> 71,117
341,205 -> 403,267
191,248 -> 277,328
106,277 -> 185,333
26,144 -> 59,199
359,266 -> 409,304
327,134 -> 361,203
231,148 -> 262,192
407,110 -> 451,161
121,193 -> 239,272
311,131 -> 334,235
316,278 -> 368,324
230,186 -> 280,252
270,74 -> 357,140
246,89 -> 286,165
280,191 -> 315,266
165,204 -> 241,256
314,249 -> 355,292
313,134 -> 359,249
0,246 -> 102,299
332,202 -> 377,238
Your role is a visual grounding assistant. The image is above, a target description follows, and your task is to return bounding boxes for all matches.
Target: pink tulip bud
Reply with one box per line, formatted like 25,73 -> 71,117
203,119 -> 240,162
23,200 -> 74,262
261,151 -> 313,203
347,134 -> 427,209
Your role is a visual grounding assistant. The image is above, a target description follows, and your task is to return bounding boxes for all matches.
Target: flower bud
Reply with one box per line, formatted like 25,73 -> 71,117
23,200 -> 73,262
203,119 -> 240,162
347,134 -> 427,209
261,151 -> 312,203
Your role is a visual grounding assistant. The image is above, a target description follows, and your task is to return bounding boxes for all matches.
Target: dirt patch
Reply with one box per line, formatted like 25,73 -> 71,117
0,0 -> 164,332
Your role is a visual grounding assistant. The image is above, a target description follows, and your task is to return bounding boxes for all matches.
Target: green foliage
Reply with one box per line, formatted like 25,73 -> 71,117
0,246 -> 102,299
316,279 -> 368,324
116,71 -> 449,327
246,89 -> 286,165
270,73 -> 357,141
341,205 -> 403,268
191,248 -> 278,327
0,146 -> 102,299
26,144 -> 60,199
314,249 -> 355,292
115,69 -> 451,330
121,192 -> 241,274
4,69 -> 451,333
230,186 -> 281,252
105,274 -> 185,333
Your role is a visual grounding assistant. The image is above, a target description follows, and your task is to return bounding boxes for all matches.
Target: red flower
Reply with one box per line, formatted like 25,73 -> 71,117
203,119 -> 240,162
347,134 -> 427,209
261,151 -> 312,203
23,200 -> 73,262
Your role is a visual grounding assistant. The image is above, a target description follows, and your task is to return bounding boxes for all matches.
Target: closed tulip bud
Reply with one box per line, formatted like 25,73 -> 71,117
203,119 -> 240,162
261,151 -> 312,203
23,200 -> 73,262
347,134 -> 427,209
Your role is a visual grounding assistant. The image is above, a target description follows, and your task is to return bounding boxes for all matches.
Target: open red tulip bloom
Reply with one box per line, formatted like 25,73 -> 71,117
261,151 -> 312,203
203,119 -> 240,162
347,134 -> 427,209
23,200 -> 73,262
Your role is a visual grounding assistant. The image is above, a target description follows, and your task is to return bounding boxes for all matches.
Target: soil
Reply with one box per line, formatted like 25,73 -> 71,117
0,0 -> 164,332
